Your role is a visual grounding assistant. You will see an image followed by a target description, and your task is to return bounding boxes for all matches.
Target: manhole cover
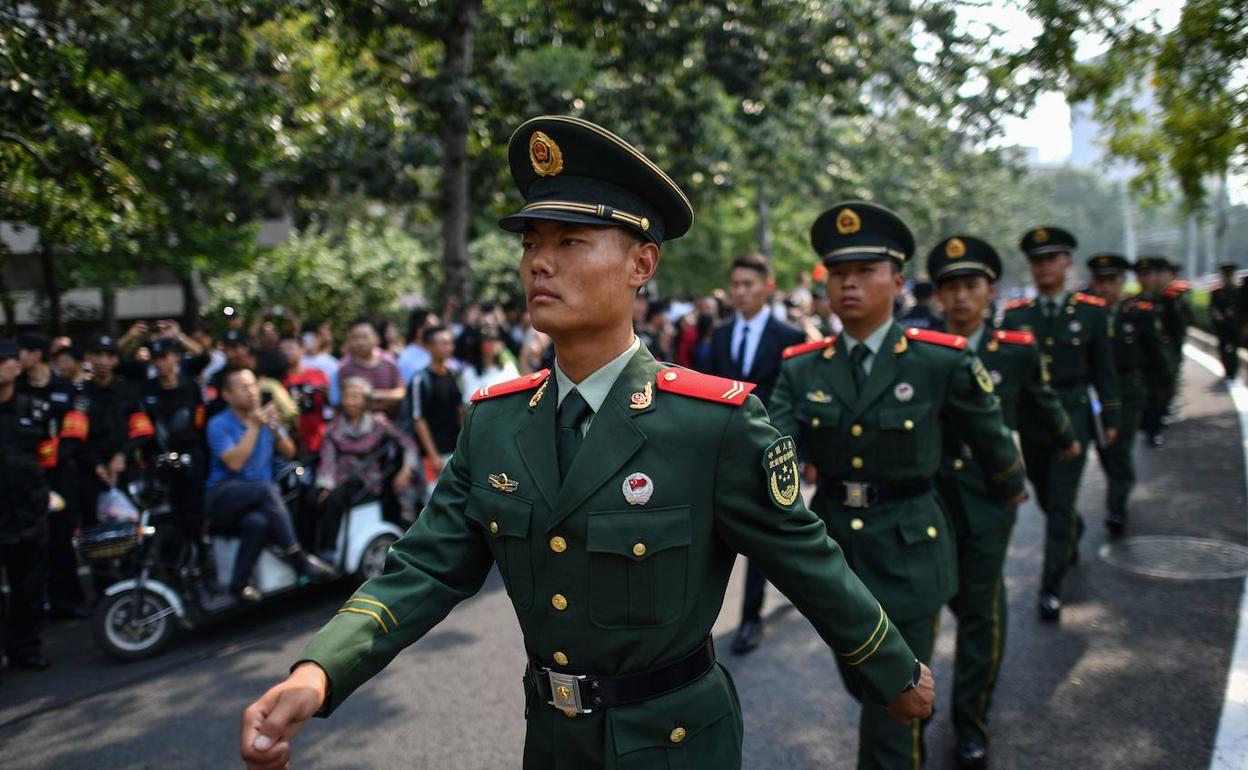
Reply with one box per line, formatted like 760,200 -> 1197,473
1099,536 -> 1248,580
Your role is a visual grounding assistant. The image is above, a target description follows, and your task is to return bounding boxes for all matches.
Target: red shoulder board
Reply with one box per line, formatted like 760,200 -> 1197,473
470,369 -> 550,403
1004,299 -> 1033,312
1074,292 -> 1106,307
1162,281 -> 1189,297
904,327 -> 967,350
782,337 -> 836,359
656,368 -> 756,406
1131,298 -> 1155,311
993,329 -> 1035,346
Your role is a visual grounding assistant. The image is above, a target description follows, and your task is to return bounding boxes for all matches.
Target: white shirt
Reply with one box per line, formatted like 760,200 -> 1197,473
730,306 -> 772,378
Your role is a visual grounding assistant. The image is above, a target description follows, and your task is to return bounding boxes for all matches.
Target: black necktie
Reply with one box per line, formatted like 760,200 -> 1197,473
557,389 -> 593,480
849,345 -> 869,395
734,323 -> 750,377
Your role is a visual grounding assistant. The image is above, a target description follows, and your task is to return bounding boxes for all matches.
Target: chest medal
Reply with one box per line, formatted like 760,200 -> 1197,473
763,436 -> 800,511
622,472 -> 654,506
894,382 -> 915,402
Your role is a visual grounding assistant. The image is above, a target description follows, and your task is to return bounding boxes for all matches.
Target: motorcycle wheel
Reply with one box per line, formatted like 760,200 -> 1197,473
355,533 -> 398,581
93,588 -> 178,661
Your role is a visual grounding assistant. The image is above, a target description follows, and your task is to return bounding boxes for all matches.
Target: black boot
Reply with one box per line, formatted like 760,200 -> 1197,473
283,545 -> 337,583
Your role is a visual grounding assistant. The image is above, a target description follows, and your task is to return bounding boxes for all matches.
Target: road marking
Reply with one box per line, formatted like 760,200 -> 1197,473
1187,343 -> 1248,768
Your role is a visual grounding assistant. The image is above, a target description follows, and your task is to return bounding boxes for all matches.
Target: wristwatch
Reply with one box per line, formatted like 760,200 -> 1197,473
901,659 -> 922,692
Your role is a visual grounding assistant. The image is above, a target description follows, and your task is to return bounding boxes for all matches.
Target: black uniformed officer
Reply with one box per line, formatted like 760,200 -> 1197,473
1211,263 -> 1241,380
0,339 -> 57,672
898,281 -> 944,331
142,339 -> 208,537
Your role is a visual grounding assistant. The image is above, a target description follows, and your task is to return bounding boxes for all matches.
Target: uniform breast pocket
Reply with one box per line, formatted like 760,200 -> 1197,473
586,506 -> 692,629
877,403 -> 932,455
467,484 -> 535,610
801,401 -> 842,433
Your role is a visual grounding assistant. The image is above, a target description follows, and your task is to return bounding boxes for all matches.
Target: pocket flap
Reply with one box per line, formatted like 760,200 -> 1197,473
468,484 -> 533,538
879,403 -> 931,431
802,401 -> 842,428
586,506 -> 691,561
898,518 -> 941,545
609,667 -> 733,754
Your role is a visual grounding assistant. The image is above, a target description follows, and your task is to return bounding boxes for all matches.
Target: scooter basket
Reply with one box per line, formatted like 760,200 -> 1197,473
75,523 -> 140,561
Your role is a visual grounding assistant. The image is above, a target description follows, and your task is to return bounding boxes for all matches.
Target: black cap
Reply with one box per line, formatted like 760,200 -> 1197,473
223,329 -> 253,348
1133,255 -> 1167,272
499,116 -> 694,244
912,281 -> 935,299
927,235 -> 1002,284
90,334 -> 119,354
1220,262 -> 1238,272
0,339 -> 17,359
51,344 -> 83,361
811,201 -> 915,265
1019,226 -> 1077,258
1086,253 -> 1131,276
17,331 -> 50,354
149,338 -> 182,357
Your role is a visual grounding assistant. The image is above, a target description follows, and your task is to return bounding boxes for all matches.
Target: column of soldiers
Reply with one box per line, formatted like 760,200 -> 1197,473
239,115 -> 1190,770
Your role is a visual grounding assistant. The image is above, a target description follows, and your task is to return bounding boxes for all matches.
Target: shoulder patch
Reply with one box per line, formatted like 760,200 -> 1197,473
782,337 -> 836,359
904,327 -> 967,350
763,435 -> 800,511
469,369 -> 550,403
656,367 -> 756,406
993,329 -> 1035,346
1074,292 -> 1107,307
1004,298 -> 1033,312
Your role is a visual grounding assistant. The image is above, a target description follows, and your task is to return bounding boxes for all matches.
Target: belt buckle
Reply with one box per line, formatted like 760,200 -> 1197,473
842,481 -> 873,509
546,670 -> 591,714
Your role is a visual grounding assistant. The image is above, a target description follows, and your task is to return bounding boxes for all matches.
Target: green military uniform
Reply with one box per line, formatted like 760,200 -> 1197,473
926,237 -> 1076,767
1087,254 -> 1167,535
769,204 -> 1026,770
1211,265 -> 1241,379
1157,261 -> 1192,418
1133,257 -> 1176,444
1003,227 -> 1120,618
292,117 -> 919,770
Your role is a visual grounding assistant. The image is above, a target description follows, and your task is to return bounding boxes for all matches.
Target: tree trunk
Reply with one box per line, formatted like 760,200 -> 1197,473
437,0 -> 481,309
181,272 -> 200,326
101,281 -> 117,336
756,182 -> 772,258
39,242 -> 64,335
0,250 -> 15,336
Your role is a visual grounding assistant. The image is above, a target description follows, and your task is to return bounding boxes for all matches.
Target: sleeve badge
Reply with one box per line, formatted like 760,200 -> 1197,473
763,436 -> 801,511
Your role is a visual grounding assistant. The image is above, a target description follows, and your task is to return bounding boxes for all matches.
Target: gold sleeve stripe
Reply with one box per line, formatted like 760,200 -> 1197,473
336,607 -> 390,634
989,456 -> 1022,481
347,597 -> 398,627
841,603 -> 886,659
847,615 -> 891,667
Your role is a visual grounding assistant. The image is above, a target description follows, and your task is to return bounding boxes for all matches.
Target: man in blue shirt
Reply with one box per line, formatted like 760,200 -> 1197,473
205,368 -> 334,601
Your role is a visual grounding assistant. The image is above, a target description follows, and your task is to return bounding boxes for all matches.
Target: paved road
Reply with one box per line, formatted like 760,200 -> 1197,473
1,347 -> 1244,769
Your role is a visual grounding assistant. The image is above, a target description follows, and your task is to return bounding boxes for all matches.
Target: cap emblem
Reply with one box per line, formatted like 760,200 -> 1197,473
835,208 -> 861,235
1033,228 -> 1049,244
529,131 -> 564,177
945,238 -> 966,258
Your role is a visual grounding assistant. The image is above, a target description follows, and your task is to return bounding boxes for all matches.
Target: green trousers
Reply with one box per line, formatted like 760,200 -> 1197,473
1095,381 -> 1145,520
836,613 -> 937,770
1020,396 -> 1093,597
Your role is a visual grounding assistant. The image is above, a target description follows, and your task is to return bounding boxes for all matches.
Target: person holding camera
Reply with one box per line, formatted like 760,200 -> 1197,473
204,368 -> 334,602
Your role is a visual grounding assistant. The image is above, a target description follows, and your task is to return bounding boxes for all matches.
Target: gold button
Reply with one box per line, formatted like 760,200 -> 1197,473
927,526 -> 938,539
1046,337 -> 1055,347
489,521 -> 499,534
851,518 -> 864,531
811,417 -> 821,428
670,727 -> 687,744
562,709 -> 578,718
851,424 -> 863,437
551,594 -> 568,611
851,456 -> 864,470
553,651 -> 569,666
903,419 -> 914,430
953,459 -> 965,470
664,372 -> 678,382
550,536 -> 567,553
632,542 -> 647,557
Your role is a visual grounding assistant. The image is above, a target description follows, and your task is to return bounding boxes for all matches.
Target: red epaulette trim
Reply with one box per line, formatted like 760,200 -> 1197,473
1162,281 -> 1190,297
1004,299 -> 1033,311
993,329 -> 1035,346
782,337 -> 836,359
903,327 -> 967,350
656,368 -> 756,406
1130,298 -> 1156,311
1074,292 -> 1107,307
470,369 -> 550,403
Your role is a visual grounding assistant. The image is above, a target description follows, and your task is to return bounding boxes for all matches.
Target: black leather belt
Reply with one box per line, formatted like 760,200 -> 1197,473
528,637 -> 715,714
819,476 -> 932,509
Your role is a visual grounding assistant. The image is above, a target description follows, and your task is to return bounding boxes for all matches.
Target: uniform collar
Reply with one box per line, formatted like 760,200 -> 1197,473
965,325 -> 986,351
554,335 -> 641,413
843,318 -> 892,357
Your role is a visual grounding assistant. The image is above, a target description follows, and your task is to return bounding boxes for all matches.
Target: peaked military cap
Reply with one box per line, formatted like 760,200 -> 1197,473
1132,255 -> 1167,272
1086,253 -> 1130,276
926,235 -> 1001,283
1019,226 -> 1077,258
499,115 -> 693,244
811,201 -> 915,265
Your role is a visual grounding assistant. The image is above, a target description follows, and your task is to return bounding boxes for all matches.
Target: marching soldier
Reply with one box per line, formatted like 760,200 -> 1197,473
1132,257 -> 1174,446
1087,254 -> 1167,535
1156,259 -> 1192,420
1211,263 -> 1240,380
240,117 -> 934,770
928,236 -> 1078,769
769,204 -> 1027,769
1002,227 -> 1120,622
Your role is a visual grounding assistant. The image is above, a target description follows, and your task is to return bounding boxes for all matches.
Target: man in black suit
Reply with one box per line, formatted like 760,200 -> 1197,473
709,252 -> 806,654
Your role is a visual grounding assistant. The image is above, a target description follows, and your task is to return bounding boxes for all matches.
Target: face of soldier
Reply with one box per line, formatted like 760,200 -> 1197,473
1091,274 -> 1125,305
1028,251 -> 1070,293
729,266 -> 772,319
222,369 -> 260,413
824,259 -> 903,327
1135,270 -> 1157,292
521,220 -> 658,340
936,275 -> 993,331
